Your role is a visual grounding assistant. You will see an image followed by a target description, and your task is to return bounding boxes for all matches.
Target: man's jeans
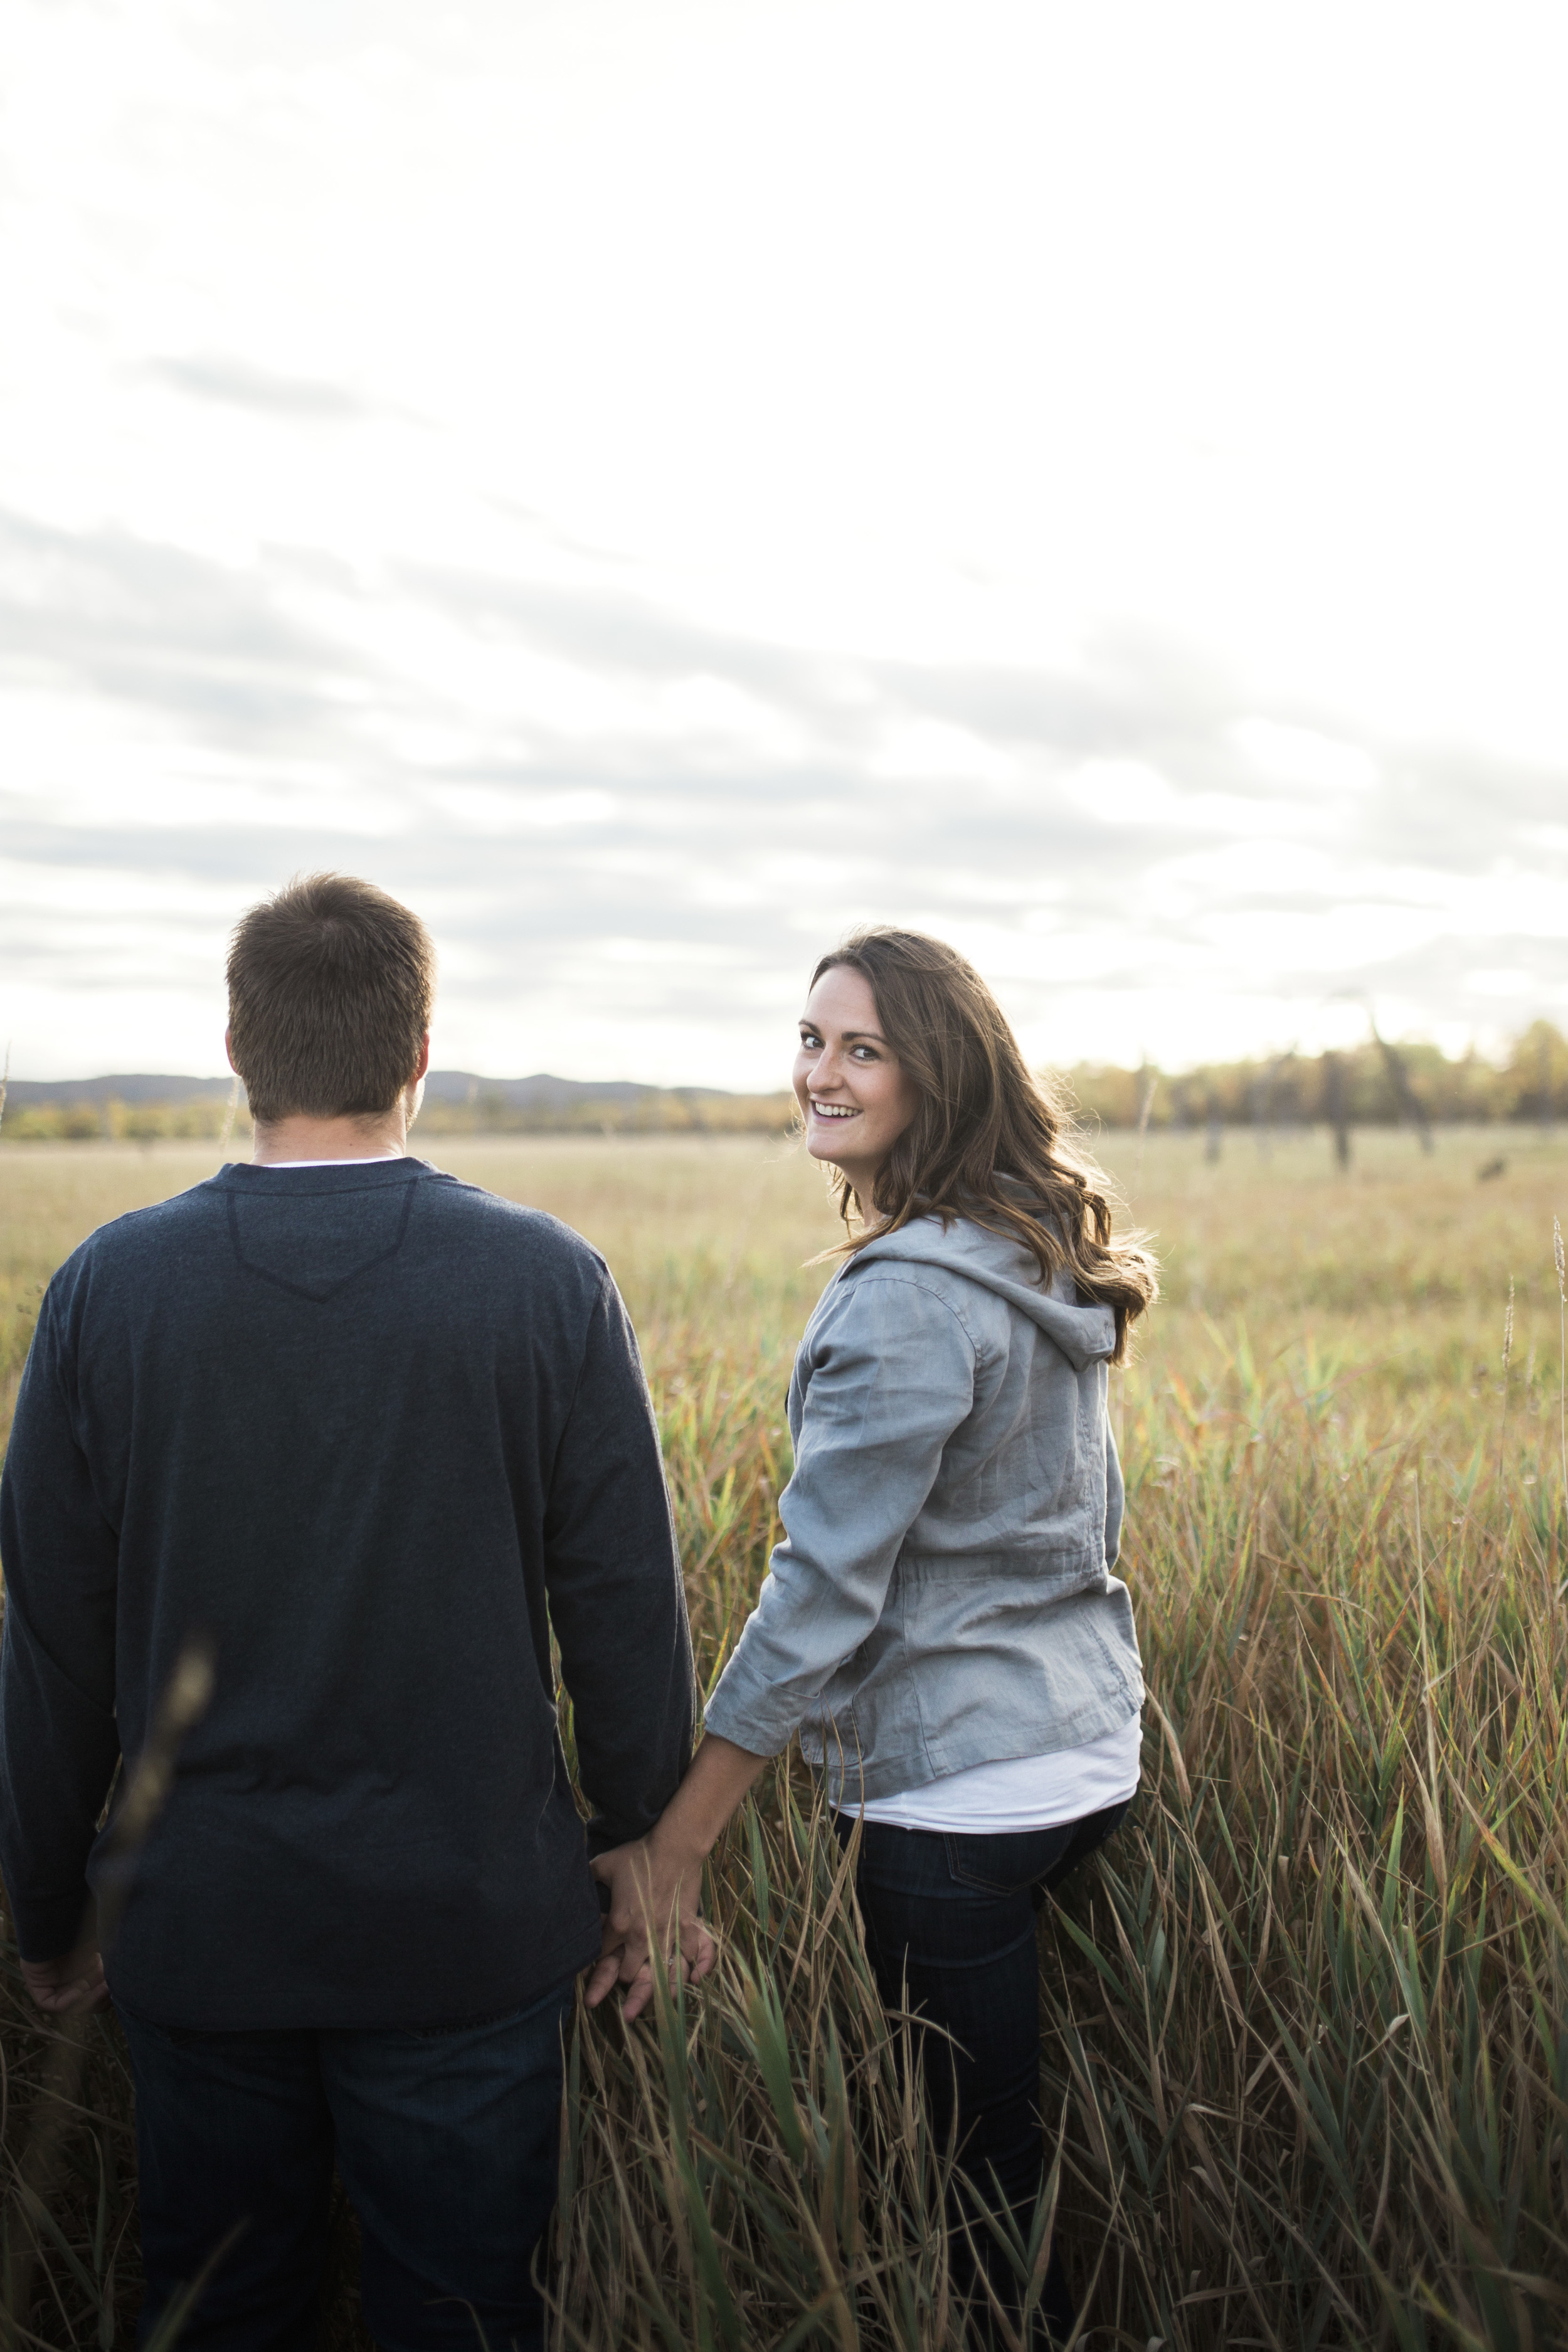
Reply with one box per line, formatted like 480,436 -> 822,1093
835,1803 -> 1130,2343
119,1975 -> 577,2352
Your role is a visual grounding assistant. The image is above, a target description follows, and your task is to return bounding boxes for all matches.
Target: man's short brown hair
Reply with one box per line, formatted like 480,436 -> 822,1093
227,874 -> 436,1125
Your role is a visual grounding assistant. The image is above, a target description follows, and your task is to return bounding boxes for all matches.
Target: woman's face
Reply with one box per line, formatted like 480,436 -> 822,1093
795,963 -> 920,1200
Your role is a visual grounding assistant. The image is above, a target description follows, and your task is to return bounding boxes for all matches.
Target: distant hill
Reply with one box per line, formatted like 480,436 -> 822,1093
0,1071 -> 794,1142
3,1071 -> 738,1110
3,1074 -> 236,1107
420,1072 -> 734,1110
6,1020 -> 1566,1142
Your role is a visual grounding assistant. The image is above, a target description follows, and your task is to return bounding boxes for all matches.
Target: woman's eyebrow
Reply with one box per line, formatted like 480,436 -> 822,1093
798,1019 -> 888,1043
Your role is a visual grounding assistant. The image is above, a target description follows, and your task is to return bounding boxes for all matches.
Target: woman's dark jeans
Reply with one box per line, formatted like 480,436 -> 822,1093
834,1803 -> 1130,2344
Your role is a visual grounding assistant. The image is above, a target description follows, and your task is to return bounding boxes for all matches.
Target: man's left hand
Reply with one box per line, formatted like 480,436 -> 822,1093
21,1946 -> 110,2015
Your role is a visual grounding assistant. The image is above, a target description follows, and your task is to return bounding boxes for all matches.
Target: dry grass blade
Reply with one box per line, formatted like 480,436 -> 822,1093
1,1642 -> 215,2347
4,1131 -> 1568,2346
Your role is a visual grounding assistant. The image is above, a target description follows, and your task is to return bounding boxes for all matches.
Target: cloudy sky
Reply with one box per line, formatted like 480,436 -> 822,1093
4,0 -> 1567,1088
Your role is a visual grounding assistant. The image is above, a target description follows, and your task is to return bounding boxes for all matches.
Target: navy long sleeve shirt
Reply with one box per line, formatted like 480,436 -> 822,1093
0,1157 -> 694,2029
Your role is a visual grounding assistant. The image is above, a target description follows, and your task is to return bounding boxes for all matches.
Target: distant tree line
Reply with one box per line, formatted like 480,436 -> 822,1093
0,1087 -> 800,1144
2,1021 -> 1564,1144
1064,1019 -> 1568,1137
415,1090 -> 797,1138
0,1096 -> 249,1144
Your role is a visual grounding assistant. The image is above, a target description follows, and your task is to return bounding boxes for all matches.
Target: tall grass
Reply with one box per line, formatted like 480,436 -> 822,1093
3,1129 -> 1567,2346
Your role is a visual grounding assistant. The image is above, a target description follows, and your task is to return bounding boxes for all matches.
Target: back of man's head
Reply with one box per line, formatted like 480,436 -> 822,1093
227,873 -> 435,1125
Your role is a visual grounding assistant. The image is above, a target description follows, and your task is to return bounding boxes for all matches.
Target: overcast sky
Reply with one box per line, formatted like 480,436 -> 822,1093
4,0 -> 1567,1088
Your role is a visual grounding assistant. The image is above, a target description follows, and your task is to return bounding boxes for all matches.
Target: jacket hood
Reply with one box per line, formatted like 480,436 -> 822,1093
844,1212 -> 1116,1372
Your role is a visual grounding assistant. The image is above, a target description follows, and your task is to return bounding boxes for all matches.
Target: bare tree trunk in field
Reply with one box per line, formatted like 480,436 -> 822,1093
1324,1052 -> 1352,1170
1370,1019 -> 1434,1153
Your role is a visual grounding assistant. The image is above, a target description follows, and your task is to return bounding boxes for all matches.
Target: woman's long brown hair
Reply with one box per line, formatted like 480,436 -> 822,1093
810,928 -> 1158,1362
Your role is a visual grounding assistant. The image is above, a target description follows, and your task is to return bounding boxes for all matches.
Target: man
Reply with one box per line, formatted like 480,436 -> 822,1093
0,873 -> 702,2350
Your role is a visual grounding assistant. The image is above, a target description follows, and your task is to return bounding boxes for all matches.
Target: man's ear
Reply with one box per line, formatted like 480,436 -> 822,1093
225,1028 -> 238,1076
412,1030 -> 431,1083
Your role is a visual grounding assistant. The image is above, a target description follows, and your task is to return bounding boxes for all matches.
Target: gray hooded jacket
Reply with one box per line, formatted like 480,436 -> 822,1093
703,1211 -> 1143,1805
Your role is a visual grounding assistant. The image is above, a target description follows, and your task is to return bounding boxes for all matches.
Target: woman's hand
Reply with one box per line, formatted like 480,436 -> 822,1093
586,1830 -> 715,2020
584,1732 -> 771,2020
21,1944 -> 110,2015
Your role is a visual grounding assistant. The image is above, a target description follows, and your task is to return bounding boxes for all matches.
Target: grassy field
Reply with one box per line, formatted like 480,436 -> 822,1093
3,1124 -> 1567,2348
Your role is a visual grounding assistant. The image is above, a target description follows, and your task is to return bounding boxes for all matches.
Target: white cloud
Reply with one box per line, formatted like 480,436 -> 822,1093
423,787 -> 618,835
1229,720 -> 1380,798
1062,763 -> 1177,830
1,0 -> 1566,1083
1466,969 -> 1535,1000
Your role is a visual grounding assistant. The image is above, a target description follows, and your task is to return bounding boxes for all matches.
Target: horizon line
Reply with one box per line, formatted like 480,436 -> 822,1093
4,1015 -> 1565,1099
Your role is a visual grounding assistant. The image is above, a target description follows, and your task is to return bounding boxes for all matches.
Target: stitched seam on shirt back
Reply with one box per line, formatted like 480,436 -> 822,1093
224,1175 -> 418,1304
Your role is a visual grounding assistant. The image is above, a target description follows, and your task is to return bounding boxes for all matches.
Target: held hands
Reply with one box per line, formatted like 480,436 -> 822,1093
22,1943 -> 110,2016
586,1830 -> 716,2021
585,1735 -> 768,2020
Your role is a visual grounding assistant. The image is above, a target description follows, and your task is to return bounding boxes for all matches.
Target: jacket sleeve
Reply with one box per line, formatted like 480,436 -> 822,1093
1104,1402 -> 1125,1570
0,1290 -> 123,1962
542,1274 -> 696,1853
703,1273 -> 976,1758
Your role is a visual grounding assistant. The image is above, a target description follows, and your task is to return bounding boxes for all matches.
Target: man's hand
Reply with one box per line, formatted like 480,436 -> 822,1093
586,1831 -> 716,2022
21,1944 -> 110,2016
583,1734 -> 768,2021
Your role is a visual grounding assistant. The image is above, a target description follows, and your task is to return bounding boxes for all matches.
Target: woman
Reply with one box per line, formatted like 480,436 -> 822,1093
589,928 -> 1157,2336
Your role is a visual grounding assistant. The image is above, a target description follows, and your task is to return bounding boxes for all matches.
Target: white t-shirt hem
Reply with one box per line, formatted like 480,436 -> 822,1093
843,1714 -> 1142,1835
